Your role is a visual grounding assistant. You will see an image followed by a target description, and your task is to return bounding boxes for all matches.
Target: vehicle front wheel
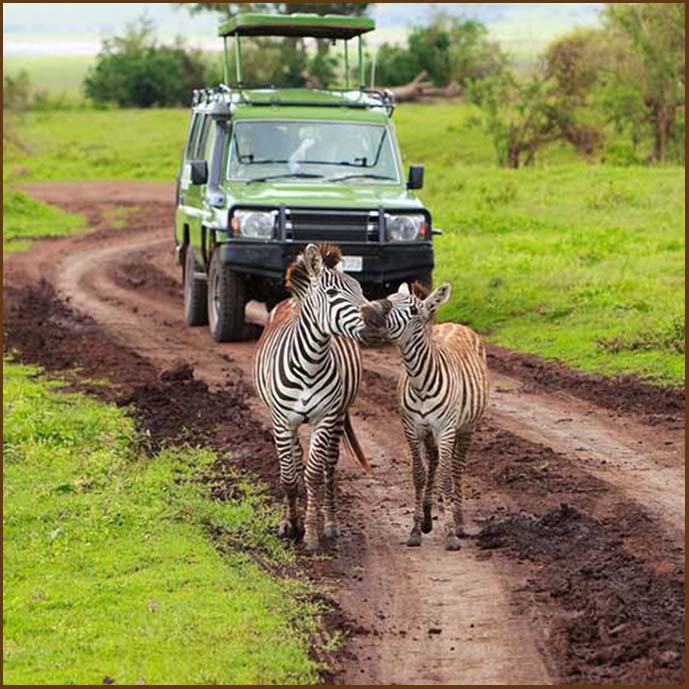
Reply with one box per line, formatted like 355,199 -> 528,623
208,250 -> 246,342
183,246 -> 208,326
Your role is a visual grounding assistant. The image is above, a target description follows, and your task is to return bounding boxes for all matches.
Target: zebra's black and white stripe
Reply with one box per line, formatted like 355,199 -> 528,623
253,243 -> 383,551
375,281 -> 489,551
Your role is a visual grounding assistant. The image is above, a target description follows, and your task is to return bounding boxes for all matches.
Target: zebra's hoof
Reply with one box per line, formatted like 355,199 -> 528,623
277,521 -> 293,539
455,525 -> 470,539
303,538 -> 320,552
421,504 -> 433,534
323,523 -> 339,540
406,531 -> 422,547
445,535 -> 462,551
294,521 -> 305,541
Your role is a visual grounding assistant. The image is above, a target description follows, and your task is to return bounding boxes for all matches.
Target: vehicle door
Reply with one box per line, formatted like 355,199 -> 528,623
178,112 -> 211,264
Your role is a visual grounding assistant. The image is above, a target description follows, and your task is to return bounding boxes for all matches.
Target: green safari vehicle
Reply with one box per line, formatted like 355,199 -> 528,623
175,13 -> 439,342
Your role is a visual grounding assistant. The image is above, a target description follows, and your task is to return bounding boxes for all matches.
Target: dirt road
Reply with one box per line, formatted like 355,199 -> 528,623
4,182 -> 684,684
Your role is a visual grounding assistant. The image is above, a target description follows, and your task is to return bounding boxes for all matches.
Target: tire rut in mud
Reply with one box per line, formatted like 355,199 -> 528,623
4,193 -> 685,684
359,370 -> 685,684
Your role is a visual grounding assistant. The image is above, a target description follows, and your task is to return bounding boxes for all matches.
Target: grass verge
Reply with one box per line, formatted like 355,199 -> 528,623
2,360 -> 320,685
422,163 -> 684,384
2,188 -> 86,253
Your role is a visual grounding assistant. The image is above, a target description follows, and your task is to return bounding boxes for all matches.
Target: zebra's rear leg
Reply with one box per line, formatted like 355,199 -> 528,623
421,436 -> 438,534
322,416 -> 345,540
452,431 -> 472,539
405,432 -> 426,547
438,431 -> 462,551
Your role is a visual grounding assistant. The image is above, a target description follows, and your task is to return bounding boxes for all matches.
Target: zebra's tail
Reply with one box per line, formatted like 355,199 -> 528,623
343,412 -> 373,475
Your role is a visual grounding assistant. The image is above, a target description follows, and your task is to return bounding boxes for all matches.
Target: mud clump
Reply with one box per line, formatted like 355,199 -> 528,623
478,504 -> 685,684
3,280 -> 156,399
159,360 -> 194,382
117,368 -> 280,495
113,259 -> 182,301
3,281 -> 281,496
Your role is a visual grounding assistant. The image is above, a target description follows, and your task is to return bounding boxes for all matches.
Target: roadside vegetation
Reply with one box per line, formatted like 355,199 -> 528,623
2,189 -> 86,253
4,102 -> 683,384
2,360 -> 320,684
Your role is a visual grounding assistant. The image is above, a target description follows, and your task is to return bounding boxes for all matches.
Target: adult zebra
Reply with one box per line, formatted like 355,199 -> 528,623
254,243 -> 386,551
369,281 -> 489,551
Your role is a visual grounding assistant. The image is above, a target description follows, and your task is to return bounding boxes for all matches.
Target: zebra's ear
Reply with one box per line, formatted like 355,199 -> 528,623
303,243 -> 323,280
397,282 -> 410,296
422,283 -> 451,317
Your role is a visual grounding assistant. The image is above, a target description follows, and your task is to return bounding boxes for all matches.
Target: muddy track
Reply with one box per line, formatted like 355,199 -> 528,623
4,182 -> 685,685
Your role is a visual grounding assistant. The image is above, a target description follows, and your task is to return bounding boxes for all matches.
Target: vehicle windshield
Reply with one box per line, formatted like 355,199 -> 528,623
227,120 -> 399,183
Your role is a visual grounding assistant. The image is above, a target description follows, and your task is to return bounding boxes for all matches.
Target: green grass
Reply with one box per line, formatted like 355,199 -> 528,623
415,161 -> 685,385
3,360 -> 320,685
2,188 -> 87,253
2,104 -> 684,383
3,55 -> 94,98
4,109 -> 187,183
395,105 -> 684,384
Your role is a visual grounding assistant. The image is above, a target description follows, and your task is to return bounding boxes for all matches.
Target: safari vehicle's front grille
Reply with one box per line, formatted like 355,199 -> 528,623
286,210 -> 379,243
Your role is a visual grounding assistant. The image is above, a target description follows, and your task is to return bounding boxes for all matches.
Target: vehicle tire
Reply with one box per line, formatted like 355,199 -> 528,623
208,250 -> 246,342
183,246 -> 208,326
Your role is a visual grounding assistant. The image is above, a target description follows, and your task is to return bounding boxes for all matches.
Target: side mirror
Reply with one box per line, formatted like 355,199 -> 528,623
407,165 -> 424,190
189,160 -> 208,185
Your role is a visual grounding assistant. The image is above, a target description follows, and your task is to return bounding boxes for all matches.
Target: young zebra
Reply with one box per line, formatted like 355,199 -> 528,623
375,281 -> 489,551
253,243 -> 385,551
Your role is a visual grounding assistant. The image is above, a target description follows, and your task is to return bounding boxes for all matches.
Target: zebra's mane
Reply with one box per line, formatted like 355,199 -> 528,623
285,244 -> 342,299
411,281 -> 431,300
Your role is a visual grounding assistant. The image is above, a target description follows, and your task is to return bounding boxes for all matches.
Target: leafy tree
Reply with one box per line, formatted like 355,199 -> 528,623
469,70 -> 564,168
374,42 -> 419,87
603,3 -> 685,162
3,70 -> 32,113
470,59 -> 605,168
84,19 -> 206,107
375,13 -> 505,88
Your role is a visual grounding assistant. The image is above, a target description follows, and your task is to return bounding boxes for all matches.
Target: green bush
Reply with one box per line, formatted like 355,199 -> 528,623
84,19 -> 206,107
375,13 -> 504,88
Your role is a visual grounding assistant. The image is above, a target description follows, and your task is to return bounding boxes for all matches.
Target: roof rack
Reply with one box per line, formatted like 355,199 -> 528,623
191,84 -> 396,117
219,13 -> 374,90
218,13 -> 374,39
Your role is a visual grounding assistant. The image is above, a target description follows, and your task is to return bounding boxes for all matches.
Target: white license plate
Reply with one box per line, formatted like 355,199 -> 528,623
341,255 -> 363,272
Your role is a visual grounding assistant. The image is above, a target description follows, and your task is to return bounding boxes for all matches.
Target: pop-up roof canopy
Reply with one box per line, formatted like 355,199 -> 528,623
218,13 -> 375,39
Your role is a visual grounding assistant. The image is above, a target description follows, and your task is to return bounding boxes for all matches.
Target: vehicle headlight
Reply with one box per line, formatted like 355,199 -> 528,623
232,210 -> 277,239
386,213 -> 426,241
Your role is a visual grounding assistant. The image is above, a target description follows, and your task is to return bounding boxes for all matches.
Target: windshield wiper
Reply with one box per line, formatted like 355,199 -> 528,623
245,172 -> 325,184
326,173 -> 397,183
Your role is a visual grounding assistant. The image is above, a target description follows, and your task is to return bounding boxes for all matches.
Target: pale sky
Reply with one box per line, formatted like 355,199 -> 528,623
3,3 -> 603,56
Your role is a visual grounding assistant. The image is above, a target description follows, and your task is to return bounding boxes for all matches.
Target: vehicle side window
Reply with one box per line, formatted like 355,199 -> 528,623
185,113 -> 200,160
195,115 -> 211,160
